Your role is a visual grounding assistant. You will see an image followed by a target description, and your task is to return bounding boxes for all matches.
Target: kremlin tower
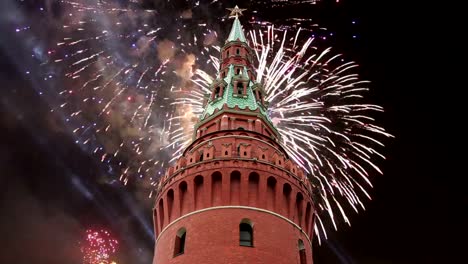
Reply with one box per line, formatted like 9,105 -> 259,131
152,7 -> 315,264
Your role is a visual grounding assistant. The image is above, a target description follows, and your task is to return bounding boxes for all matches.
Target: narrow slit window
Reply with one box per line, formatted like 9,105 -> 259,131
298,239 -> 306,264
214,86 -> 220,98
174,228 -> 187,257
237,83 -> 243,94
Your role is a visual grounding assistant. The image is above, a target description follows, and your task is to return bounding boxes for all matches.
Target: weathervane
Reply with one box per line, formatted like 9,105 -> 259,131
227,5 -> 247,18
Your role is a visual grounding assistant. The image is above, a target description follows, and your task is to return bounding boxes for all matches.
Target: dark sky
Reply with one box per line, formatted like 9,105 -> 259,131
0,1 -> 463,264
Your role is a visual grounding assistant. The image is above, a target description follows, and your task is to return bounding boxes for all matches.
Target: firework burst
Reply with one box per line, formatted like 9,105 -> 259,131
37,0 -> 328,188
81,229 -> 119,264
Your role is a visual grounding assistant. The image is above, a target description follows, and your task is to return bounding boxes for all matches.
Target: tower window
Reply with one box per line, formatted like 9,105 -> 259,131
244,151 -> 247,156
207,153 -> 210,158
262,154 -> 265,159
214,86 -> 220,99
225,151 -> 228,155
298,239 -> 306,264
227,50 -> 230,57
236,68 -> 241,75
199,151 -> 204,162
237,83 -> 243,94
174,228 -> 187,257
236,48 -> 240,55
239,220 -> 253,247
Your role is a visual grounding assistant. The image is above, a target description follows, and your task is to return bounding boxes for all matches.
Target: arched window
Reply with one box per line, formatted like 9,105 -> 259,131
174,228 -> 186,257
236,68 -> 241,75
226,50 -> 230,57
199,151 -> 204,162
167,189 -> 174,221
239,219 -> 253,247
236,48 -> 240,55
214,86 -> 220,99
237,82 -> 243,94
298,239 -> 306,264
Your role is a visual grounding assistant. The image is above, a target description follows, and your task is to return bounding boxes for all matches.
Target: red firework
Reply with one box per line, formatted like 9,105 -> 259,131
80,229 -> 119,264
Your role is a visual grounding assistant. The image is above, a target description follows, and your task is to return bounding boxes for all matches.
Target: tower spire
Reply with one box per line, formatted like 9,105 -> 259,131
195,7 -> 278,140
227,16 -> 247,43
226,6 -> 247,43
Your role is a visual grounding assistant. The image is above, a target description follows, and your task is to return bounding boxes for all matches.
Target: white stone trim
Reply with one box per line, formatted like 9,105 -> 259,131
155,206 -> 312,247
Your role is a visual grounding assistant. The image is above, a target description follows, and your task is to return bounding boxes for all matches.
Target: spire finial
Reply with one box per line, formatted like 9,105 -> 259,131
227,5 -> 247,18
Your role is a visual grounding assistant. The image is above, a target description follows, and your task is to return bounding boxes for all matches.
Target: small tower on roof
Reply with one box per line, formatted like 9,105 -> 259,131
197,6 -> 274,141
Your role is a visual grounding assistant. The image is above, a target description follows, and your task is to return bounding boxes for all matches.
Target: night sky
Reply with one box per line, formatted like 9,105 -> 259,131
0,1 -> 463,263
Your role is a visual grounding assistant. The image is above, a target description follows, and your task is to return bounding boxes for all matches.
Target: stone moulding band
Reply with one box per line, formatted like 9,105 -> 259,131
155,205 -> 312,248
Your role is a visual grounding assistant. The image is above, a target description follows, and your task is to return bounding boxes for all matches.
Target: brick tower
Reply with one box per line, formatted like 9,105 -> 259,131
152,7 -> 314,264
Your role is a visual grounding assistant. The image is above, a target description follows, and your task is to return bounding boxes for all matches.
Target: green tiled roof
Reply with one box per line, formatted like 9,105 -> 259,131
227,17 -> 247,43
198,16 -> 274,127
200,65 -> 272,123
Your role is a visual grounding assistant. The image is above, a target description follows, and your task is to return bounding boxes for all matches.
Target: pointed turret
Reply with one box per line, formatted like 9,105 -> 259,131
195,12 -> 279,138
193,12 -> 279,141
227,17 -> 247,43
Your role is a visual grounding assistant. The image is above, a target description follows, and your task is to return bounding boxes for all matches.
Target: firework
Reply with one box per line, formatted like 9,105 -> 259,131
81,229 -> 119,264
170,27 -> 393,241
32,0 -> 330,187
15,0 -> 390,239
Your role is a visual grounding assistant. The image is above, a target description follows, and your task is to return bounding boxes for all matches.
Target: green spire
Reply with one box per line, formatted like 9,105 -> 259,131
195,7 -> 276,134
227,17 -> 247,43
